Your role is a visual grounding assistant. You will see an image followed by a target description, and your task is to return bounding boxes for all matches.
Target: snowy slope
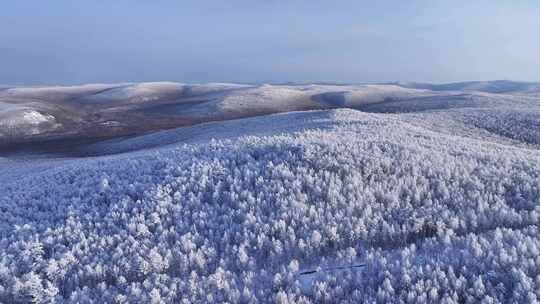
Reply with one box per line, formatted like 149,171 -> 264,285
0,104 -> 60,139
397,80 -> 540,94
0,84 -> 123,102
2,99 -> 540,302
0,82 -> 449,146
9,81 -> 536,148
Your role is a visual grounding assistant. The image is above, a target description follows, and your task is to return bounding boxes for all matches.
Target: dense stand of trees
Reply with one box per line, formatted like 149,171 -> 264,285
1,109 -> 539,303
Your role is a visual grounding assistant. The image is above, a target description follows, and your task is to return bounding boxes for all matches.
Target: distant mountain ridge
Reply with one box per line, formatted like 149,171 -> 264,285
394,80 -> 540,93
1,80 -> 539,151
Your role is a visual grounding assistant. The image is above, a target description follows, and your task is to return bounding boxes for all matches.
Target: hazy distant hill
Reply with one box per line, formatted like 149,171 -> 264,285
395,80 -> 540,94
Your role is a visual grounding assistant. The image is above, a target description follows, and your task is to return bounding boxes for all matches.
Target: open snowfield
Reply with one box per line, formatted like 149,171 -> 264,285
1,81 -> 540,303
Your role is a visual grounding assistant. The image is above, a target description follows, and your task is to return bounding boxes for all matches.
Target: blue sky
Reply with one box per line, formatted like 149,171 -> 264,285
1,1 -> 540,85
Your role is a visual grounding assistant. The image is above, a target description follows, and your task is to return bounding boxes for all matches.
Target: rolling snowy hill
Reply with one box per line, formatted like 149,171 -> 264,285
396,80 -> 540,94
1,82 -> 540,303
0,82 -> 446,148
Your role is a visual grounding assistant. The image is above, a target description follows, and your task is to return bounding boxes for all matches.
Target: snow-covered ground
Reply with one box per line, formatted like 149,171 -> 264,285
1,81 -> 540,303
0,106 -> 60,139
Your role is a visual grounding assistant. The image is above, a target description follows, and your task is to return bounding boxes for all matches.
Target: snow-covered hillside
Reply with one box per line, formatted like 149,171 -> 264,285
1,81 -> 540,303
396,80 -> 540,94
0,107 -> 59,138
4,80 -> 538,147
0,82 -> 445,146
